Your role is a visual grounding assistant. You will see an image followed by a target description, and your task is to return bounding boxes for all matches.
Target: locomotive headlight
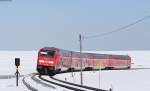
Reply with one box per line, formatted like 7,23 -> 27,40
49,61 -> 54,64
39,60 -> 44,63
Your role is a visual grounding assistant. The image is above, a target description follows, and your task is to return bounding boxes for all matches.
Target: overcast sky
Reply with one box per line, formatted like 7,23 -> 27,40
0,0 -> 150,51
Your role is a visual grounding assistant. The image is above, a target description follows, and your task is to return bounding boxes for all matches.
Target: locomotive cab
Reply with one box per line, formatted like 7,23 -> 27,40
37,48 -> 57,75
38,50 -> 56,66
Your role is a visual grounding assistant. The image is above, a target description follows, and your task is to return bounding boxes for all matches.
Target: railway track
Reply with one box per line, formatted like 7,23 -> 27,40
51,76 -> 105,91
23,73 -> 57,91
24,68 -> 132,91
23,72 -> 108,91
39,75 -> 107,91
31,74 -> 56,89
22,74 -> 38,91
23,68 -> 150,91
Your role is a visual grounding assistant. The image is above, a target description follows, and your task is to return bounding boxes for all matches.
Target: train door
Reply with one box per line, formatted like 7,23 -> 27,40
105,55 -> 113,69
85,54 -> 94,70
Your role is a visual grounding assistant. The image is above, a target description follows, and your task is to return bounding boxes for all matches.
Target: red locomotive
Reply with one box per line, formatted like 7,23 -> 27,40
36,47 -> 131,76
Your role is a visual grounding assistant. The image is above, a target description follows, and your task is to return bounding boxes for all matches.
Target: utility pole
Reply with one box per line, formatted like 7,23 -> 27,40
79,34 -> 83,86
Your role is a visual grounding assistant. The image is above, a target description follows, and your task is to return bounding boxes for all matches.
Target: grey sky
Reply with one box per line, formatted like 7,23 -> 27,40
0,0 -> 150,51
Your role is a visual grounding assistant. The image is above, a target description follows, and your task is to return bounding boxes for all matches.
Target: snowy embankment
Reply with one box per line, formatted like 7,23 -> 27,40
0,51 -> 150,91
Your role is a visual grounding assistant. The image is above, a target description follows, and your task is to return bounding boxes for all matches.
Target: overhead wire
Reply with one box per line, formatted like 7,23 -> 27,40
83,14 -> 150,39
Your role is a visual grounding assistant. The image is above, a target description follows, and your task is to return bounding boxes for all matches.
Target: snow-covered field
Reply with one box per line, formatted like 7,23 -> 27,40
0,51 -> 150,91
0,51 -> 37,75
0,51 -> 37,90
55,68 -> 150,91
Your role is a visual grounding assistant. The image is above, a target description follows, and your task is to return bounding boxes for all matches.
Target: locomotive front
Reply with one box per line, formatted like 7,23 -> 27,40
36,48 -> 57,75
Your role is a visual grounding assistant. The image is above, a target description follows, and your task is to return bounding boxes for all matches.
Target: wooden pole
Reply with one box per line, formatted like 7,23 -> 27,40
79,34 -> 83,85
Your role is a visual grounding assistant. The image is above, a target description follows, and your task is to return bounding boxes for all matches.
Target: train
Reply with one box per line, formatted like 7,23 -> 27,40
36,47 -> 131,76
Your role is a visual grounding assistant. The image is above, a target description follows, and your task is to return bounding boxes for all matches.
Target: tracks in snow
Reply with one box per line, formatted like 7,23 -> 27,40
22,74 -> 38,91
39,75 -> 107,91
23,73 -> 107,91
31,74 -> 56,89
22,68 -> 150,91
22,73 -> 57,91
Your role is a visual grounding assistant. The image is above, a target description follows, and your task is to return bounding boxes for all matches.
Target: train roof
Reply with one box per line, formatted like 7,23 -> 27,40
42,47 -> 57,50
41,47 -> 130,59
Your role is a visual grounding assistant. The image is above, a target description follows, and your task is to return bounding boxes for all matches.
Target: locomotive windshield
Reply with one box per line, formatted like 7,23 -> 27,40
40,50 -> 54,58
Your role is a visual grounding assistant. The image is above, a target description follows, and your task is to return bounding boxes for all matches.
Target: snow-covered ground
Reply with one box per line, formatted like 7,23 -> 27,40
0,51 -> 37,90
55,68 -> 150,91
0,51 -> 150,91
0,51 -> 37,75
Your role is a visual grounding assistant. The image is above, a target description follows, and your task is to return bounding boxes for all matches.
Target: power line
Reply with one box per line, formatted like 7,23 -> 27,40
84,14 -> 150,39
